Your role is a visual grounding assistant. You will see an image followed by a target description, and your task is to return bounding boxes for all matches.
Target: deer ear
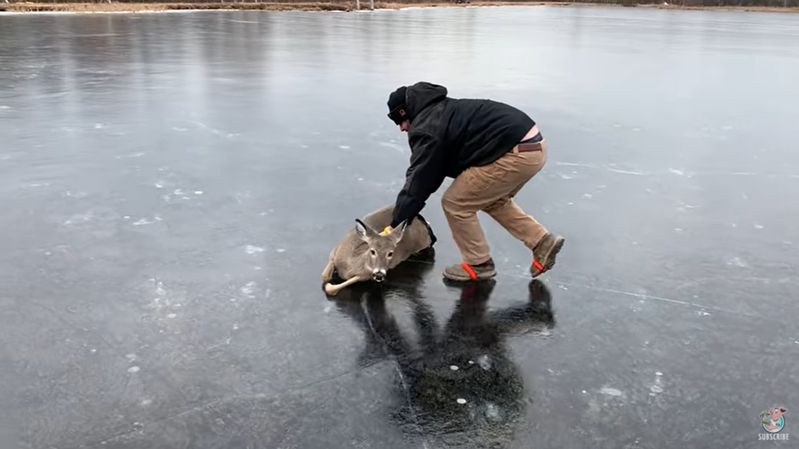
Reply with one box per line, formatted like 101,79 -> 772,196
392,220 -> 408,242
355,219 -> 373,240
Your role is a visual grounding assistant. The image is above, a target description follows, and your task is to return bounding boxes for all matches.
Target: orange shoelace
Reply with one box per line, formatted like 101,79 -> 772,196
461,263 -> 478,281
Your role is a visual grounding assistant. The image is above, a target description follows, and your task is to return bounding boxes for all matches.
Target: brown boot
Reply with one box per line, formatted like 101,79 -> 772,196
443,258 -> 496,282
530,234 -> 565,278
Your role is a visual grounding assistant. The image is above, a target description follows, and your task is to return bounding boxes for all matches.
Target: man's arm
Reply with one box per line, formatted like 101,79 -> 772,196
390,130 -> 446,228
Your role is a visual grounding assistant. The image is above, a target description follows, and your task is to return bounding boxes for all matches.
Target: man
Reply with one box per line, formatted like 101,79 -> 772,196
382,81 -> 565,282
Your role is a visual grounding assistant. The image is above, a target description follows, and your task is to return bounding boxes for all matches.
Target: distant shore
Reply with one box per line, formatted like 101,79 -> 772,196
1,1 -> 797,13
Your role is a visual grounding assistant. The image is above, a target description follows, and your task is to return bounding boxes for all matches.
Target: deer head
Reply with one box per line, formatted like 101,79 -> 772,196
355,218 -> 408,283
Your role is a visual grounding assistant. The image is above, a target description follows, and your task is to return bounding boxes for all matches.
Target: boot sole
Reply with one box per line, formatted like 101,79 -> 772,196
443,269 -> 496,282
531,237 -> 565,277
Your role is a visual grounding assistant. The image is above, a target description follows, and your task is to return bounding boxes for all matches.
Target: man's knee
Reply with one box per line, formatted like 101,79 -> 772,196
441,193 -> 472,218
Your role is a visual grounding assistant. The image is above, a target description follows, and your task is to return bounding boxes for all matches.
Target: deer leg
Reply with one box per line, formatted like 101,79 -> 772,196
324,276 -> 364,296
321,248 -> 337,282
321,260 -> 335,282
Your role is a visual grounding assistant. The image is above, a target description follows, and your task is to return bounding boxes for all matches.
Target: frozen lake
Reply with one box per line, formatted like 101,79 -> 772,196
1,5 -> 798,448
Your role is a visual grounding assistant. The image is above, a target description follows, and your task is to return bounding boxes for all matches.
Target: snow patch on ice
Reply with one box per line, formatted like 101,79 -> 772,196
132,217 -> 158,226
608,168 -> 646,176
649,372 -> 665,396
599,386 -> 624,397
63,212 -> 94,226
116,152 -> 145,159
240,281 -> 257,298
727,256 -> 748,268
245,245 -> 265,255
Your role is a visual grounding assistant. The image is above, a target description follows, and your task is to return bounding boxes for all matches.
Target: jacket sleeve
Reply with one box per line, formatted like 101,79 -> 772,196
391,130 -> 447,227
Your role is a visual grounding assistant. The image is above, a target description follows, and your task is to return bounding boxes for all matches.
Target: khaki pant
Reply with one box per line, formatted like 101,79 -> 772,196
441,141 -> 549,265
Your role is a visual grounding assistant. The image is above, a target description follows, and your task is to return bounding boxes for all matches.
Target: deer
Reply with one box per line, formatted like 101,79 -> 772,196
322,205 -> 436,296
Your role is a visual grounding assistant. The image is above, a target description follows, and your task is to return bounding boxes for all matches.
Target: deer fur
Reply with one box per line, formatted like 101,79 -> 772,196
322,205 -> 435,296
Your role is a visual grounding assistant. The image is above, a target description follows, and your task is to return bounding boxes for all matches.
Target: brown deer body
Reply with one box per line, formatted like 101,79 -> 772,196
322,205 -> 435,296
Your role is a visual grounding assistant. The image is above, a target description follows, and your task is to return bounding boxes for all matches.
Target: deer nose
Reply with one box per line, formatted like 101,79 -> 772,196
372,270 -> 386,283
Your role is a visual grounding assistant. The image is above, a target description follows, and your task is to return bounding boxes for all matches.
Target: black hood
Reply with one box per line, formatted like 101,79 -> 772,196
405,82 -> 448,123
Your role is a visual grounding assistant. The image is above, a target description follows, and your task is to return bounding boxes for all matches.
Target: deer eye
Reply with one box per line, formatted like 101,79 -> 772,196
387,251 -> 393,258
369,249 -> 376,256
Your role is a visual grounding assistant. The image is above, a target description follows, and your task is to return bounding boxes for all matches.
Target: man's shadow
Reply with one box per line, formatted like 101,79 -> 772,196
332,256 -> 555,446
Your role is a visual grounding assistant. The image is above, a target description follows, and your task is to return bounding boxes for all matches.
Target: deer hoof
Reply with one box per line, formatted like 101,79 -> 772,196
323,283 -> 338,296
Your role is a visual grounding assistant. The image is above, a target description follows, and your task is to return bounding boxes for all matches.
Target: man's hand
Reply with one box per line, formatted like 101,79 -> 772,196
379,226 -> 392,236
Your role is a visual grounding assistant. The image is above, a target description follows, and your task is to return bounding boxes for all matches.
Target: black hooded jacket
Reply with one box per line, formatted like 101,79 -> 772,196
390,82 -> 535,228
